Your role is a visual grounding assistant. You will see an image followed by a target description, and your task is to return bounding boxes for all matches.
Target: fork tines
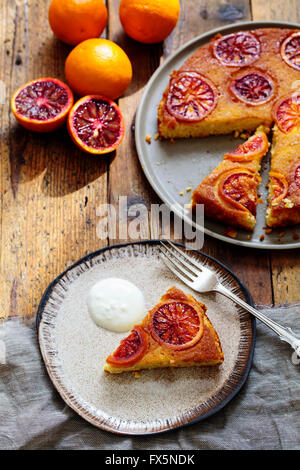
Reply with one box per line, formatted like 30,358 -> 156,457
159,241 -> 205,286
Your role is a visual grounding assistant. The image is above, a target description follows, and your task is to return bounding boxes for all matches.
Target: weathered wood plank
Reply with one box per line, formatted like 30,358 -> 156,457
251,0 -> 300,23
252,0 -> 300,305
106,0 -> 161,244
0,0 -> 108,318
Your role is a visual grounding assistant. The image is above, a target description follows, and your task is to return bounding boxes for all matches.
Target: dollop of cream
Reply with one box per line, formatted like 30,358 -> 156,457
86,278 -> 146,332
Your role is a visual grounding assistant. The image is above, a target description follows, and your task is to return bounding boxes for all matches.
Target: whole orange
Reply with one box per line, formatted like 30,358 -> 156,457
119,0 -> 180,44
48,0 -> 107,46
65,38 -> 132,99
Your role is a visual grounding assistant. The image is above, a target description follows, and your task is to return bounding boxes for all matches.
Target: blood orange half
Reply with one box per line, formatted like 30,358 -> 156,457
166,71 -> 217,122
67,95 -> 125,155
11,78 -> 73,132
213,31 -> 260,67
106,326 -> 149,367
150,301 -> 204,350
272,91 -> 300,133
229,72 -> 274,106
281,32 -> 300,71
224,132 -> 269,162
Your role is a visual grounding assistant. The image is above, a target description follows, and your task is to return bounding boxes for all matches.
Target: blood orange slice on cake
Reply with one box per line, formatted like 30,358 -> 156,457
281,31 -> 300,71
166,72 -> 217,122
213,31 -> 260,67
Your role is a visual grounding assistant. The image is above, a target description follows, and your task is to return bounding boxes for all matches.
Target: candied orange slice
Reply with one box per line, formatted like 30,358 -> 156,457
281,32 -> 300,71
213,31 -> 260,67
269,171 -> 289,205
218,169 -> 259,214
166,71 -> 217,122
229,72 -> 274,106
224,132 -> 269,161
273,91 -> 300,133
150,301 -> 204,351
106,326 -> 149,366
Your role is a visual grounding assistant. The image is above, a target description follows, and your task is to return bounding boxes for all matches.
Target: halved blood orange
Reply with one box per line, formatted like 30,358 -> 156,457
11,78 -> 73,132
272,91 -> 300,133
67,95 -> 125,155
150,301 -> 204,351
106,326 -> 149,367
166,71 -> 217,122
218,169 -> 258,214
224,132 -> 269,162
281,32 -> 300,71
213,31 -> 260,67
269,171 -> 288,205
229,72 -> 274,106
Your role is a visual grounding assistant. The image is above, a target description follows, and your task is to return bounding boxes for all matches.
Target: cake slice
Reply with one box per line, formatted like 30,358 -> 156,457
191,129 -> 269,231
158,28 -> 300,140
266,91 -> 300,227
104,286 -> 223,374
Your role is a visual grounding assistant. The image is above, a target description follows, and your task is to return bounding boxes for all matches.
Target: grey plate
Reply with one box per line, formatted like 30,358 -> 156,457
135,21 -> 300,249
37,241 -> 255,435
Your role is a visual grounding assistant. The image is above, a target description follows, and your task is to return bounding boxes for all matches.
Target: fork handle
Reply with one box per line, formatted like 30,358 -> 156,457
216,284 -> 300,357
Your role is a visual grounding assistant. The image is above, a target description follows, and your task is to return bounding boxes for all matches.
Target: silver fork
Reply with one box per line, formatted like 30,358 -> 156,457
160,241 -> 300,358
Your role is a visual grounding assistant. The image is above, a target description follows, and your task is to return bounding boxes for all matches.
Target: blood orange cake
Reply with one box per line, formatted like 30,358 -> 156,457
266,91 -> 300,227
191,129 -> 269,231
104,286 -> 224,373
158,28 -> 300,139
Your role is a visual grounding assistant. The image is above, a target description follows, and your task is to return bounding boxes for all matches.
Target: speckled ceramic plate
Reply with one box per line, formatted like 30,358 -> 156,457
135,21 -> 300,249
37,241 -> 255,435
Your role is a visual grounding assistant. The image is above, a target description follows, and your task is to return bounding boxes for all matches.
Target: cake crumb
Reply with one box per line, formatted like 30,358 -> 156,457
278,231 -> 285,239
223,227 -> 237,238
259,234 -> 265,242
145,134 -> 151,144
186,187 -> 192,192
265,228 -> 272,234
233,130 -> 239,138
134,371 -> 142,378
170,138 -> 175,144
257,198 -> 264,204
154,133 -> 159,140
179,190 -> 184,196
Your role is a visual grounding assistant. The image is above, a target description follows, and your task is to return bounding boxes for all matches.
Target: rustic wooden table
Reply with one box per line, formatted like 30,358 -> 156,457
1,0 -> 300,319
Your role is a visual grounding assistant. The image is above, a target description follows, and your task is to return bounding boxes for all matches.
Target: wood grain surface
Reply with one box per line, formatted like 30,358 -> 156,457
0,0 -> 299,318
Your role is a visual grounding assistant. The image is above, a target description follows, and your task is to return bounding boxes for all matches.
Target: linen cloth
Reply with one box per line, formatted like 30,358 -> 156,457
0,303 -> 299,450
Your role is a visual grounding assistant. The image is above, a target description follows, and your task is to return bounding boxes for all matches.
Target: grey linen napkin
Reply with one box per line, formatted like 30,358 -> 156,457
0,304 -> 299,450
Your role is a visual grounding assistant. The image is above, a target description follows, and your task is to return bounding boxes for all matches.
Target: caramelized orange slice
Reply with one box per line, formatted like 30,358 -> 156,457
281,32 -> 300,71
166,71 -> 217,122
150,301 -> 204,351
218,169 -> 259,214
106,326 -> 149,366
269,171 -> 289,205
273,91 -> 300,133
229,71 -> 274,106
224,132 -> 269,161
213,31 -> 260,67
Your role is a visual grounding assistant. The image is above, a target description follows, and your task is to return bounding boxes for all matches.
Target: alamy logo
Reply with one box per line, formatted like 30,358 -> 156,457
96,196 -> 205,250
